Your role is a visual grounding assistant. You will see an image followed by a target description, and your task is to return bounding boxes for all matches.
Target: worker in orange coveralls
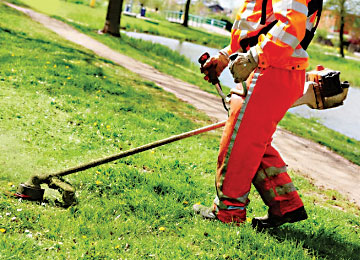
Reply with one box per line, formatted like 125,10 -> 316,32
194,0 -> 323,229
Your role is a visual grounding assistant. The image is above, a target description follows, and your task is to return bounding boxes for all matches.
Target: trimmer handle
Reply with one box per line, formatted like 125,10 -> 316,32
198,52 -> 210,66
198,52 -> 219,85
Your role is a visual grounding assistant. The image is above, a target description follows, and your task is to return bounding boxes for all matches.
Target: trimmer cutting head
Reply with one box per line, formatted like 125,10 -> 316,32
14,183 -> 45,201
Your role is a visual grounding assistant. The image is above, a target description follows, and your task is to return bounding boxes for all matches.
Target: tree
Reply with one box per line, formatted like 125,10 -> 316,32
139,0 -> 150,6
182,0 -> 191,27
100,0 -> 124,37
325,0 -> 359,57
150,0 -> 163,11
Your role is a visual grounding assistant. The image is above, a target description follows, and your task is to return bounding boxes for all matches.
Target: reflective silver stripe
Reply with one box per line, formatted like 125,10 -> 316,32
253,166 -> 287,185
215,191 -> 250,205
232,19 -> 260,40
232,2 -> 265,41
236,192 -> 250,204
214,196 -> 231,210
279,30 -> 300,49
273,0 -> 292,17
216,69 -> 258,198
253,169 -> 267,185
241,2 -> 256,20
232,1 -> 256,30
260,188 -> 276,203
267,1 -> 306,50
291,48 -> 308,58
221,69 -> 261,176
256,182 -> 297,203
292,1 -> 308,16
265,166 -> 287,177
306,15 -> 314,30
268,21 -> 300,49
253,171 -> 270,203
267,13 -> 277,24
269,21 -> 287,37
273,0 -> 308,16
232,19 -> 260,31
240,29 -> 248,39
275,182 -> 297,195
232,19 -> 240,30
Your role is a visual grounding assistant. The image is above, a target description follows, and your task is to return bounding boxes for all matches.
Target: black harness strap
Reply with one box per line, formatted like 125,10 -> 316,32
260,0 -> 268,25
300,0 -> 323,50
240,0 -> 323,51
239,20 -> 277,52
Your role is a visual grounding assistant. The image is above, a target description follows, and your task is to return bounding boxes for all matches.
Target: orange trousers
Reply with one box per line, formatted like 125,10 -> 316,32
214,67 -> 305,223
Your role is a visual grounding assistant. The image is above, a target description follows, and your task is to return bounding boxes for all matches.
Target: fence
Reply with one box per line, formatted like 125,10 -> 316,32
165,10 -> 227,29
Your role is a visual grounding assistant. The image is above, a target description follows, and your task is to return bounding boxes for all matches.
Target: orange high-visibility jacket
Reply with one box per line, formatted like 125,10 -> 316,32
225,0 -> 320,70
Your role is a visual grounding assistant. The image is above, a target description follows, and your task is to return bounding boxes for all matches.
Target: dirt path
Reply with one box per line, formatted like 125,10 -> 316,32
7,3 -> 360,207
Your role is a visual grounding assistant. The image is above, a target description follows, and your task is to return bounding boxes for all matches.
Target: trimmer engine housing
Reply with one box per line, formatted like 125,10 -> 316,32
306,65 -> 349,109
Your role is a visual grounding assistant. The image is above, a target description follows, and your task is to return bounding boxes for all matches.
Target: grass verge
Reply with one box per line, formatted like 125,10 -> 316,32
0,2 -> 360,259
7,0 -> 360,165
13,0 -> 360,87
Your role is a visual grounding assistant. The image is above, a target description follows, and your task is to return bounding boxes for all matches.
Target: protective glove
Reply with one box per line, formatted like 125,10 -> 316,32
229,50 -> 258,83
201,49 -> 230,83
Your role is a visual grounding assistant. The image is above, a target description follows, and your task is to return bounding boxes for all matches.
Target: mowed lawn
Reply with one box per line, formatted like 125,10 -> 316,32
9,0 -> 360,166
0,2 -> 360,260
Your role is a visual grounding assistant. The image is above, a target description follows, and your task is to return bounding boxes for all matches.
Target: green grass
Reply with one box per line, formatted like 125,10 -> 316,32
279,114 -> 360,164
307,44 -> 360,87
7,0 -> 360,166
9,0 -> 226,96
12,0 -> 360,88
1,2 -> 360,260
13,0 -> 230,48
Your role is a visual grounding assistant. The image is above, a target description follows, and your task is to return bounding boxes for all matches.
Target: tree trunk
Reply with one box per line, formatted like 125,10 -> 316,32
338,0 -> 346,58
100,0 -> 124,37
182,0 -> 191,27
339,14 -> 345,58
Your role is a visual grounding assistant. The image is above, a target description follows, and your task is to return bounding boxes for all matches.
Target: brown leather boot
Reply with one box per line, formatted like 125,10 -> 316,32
252,206 -> 308,230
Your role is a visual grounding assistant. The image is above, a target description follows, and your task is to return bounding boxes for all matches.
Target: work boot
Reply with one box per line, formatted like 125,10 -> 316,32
193,204 -> 216,220
252,206 -> 308,230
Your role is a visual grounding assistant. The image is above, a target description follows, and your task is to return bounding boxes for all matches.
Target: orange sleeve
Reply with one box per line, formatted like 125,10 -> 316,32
257,0 -> 308,68
228,0 -> 264,55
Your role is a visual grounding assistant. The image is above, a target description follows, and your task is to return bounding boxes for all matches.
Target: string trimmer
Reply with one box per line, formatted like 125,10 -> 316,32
15,120 -> 226,206
14,53 -> 349,206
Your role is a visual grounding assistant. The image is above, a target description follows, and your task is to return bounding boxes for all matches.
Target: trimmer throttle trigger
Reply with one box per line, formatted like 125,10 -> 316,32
198,52 -> 219,85
198,52 -> 210,66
